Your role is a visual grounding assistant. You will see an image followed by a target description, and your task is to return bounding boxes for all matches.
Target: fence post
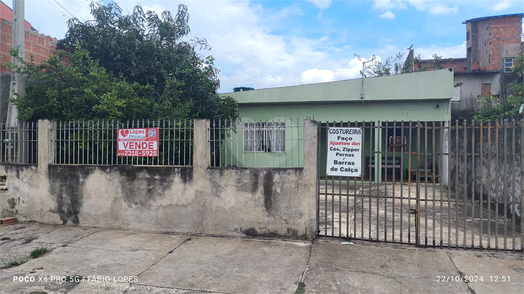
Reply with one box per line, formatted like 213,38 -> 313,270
193,119 -> 210,172
304,119 -> 318,239
521,119 -> 523,249
37,119 -> 55,169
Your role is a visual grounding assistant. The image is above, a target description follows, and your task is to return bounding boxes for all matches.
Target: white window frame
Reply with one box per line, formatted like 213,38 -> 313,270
243,122 -> 286,153
504,58 -> 513,73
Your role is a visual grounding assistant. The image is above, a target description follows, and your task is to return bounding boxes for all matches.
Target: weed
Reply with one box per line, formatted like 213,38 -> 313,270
2,259 -> 26,269
30,248 -> 50,259
294,282 -> 306,294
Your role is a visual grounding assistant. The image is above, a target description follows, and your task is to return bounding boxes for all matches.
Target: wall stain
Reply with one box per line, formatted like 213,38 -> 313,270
263,171 -> 274,212
48,165 -> 93,225
117,166 -> 189,208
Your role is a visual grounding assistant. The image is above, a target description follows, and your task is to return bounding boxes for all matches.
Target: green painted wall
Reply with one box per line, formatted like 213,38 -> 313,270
217,121 -> 303,168
236,100 -> 450,122
222,69 -> 454,105
218,69 -> 453,170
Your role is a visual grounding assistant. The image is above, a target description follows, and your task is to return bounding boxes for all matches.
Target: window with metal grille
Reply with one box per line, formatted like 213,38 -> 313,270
385,126 -> 406,152
243,122 -> 285,152
504,58 -> 513,73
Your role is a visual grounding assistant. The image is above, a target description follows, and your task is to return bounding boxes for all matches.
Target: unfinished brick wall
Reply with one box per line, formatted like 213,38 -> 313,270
413,58 -> 467,72
480,83 -> 491,98
486,15 -> 522,71
0,19 -> 57,72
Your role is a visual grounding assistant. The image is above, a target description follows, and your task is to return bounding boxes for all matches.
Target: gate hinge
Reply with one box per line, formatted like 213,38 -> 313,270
410,209 -> 417,215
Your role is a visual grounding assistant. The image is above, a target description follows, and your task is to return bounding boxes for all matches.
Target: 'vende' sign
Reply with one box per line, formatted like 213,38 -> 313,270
117,128 -> 159,157
326,127 -> 362,177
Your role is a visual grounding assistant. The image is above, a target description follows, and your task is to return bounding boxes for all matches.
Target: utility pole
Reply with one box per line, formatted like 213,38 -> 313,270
6,0 -> 25,128
5,0 -> 25,163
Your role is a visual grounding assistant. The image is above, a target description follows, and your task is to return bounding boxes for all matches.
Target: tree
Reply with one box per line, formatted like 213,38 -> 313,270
356,46 -> 417,77
35,2 -> 237,121
7,47 -> 154,121
472,53 -> 524,120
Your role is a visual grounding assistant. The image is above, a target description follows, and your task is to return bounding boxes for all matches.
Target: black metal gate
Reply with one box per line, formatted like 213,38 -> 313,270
317,120 -> 523,251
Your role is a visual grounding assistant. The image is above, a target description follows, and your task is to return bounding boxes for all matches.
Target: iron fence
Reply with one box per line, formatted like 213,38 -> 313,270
0,122 -> 38,164
210,118 -> 303,167
55,120 -> 193,166
317,120 -> 523,251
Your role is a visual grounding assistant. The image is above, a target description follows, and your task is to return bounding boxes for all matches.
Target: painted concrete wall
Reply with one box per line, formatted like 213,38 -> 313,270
452,72 -> 501,118
218,120 -> 304,168
449,122 -> 522,225
0,120 -> 318,239
224,69 -> 453,107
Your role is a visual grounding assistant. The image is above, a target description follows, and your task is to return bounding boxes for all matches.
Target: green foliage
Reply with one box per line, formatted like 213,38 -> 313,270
417,54 -> 445,71
30,247 -> 51,259
472,93 -> 522,121
472,53 -> 523,121
7,47 -> 153,121
59,2 -> 238,121
357,46 -> 424,77
2,259 -> 26,269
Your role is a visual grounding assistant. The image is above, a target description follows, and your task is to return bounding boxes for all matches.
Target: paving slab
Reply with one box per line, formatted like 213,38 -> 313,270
0,228 -> 189,294
448,251 -> 524,294
304,238 -> 470,294
68,282 -> 221,294
0,224 -> 98,268
138,237 -> 311,294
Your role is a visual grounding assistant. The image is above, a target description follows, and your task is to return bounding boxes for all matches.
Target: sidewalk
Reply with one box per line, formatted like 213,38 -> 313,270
1,222 -> 522,294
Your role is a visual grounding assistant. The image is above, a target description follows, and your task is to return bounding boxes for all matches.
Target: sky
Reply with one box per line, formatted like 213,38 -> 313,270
6,0 -> 524,93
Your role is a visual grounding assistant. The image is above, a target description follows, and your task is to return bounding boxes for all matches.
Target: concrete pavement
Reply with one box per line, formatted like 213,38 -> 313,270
1,222 -> 523,294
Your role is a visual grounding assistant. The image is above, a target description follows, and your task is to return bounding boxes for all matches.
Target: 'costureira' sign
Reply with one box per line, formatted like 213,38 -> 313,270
117,128 -> 159,157
326,127 -> 362,177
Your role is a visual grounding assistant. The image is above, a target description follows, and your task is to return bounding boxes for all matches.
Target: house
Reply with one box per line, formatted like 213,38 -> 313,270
219,69 -> 454,181
414,13 -> 524,119
0,0 -> 58,124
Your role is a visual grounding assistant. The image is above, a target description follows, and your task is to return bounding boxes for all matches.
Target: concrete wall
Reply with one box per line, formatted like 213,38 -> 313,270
223,69 -> 454,106
0,120 -> 318,240
451,72 -> 501,118
449,121 -> 522,225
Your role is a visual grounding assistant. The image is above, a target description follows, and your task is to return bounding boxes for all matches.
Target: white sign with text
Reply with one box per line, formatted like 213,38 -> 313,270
326,127 -> 362,177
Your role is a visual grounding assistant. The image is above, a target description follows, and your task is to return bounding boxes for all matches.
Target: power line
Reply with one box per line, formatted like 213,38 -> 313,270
47,0 -> 85,21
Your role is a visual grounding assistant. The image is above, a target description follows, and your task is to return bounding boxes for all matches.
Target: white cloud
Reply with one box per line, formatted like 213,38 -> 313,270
300,68 -> 335,84
427,3 -> 458,15
415,41 -> 466,59
492,0 -> 512,12
379,11 -> 396,19
306,0 -> 333,10
373,0 -> 457,15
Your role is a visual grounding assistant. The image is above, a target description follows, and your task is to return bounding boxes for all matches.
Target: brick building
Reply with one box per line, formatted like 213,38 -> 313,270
0,0 -> 58,123
414,13 -> 524,119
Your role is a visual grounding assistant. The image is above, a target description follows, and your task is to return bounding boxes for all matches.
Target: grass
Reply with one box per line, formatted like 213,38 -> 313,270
30,248 -> 51,259
294,282 -> 306,294
2,259 -> 26,269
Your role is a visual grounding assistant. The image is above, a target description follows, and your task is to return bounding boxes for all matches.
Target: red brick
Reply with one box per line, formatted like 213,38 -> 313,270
0,217 -> 16,226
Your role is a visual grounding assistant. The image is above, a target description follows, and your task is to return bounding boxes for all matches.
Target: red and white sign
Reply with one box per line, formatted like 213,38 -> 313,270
117,128 -> 159,157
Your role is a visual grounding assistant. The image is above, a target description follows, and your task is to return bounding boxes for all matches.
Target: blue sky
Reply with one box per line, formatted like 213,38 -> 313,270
10,0 -> 524,92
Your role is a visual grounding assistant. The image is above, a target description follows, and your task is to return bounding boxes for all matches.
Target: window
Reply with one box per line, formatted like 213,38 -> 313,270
385,126 -> 406,152
243,122 -> 285,152
504,58 -> 513,73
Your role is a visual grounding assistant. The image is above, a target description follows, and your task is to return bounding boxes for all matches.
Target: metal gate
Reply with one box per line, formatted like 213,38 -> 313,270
317,120 -> 523,251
